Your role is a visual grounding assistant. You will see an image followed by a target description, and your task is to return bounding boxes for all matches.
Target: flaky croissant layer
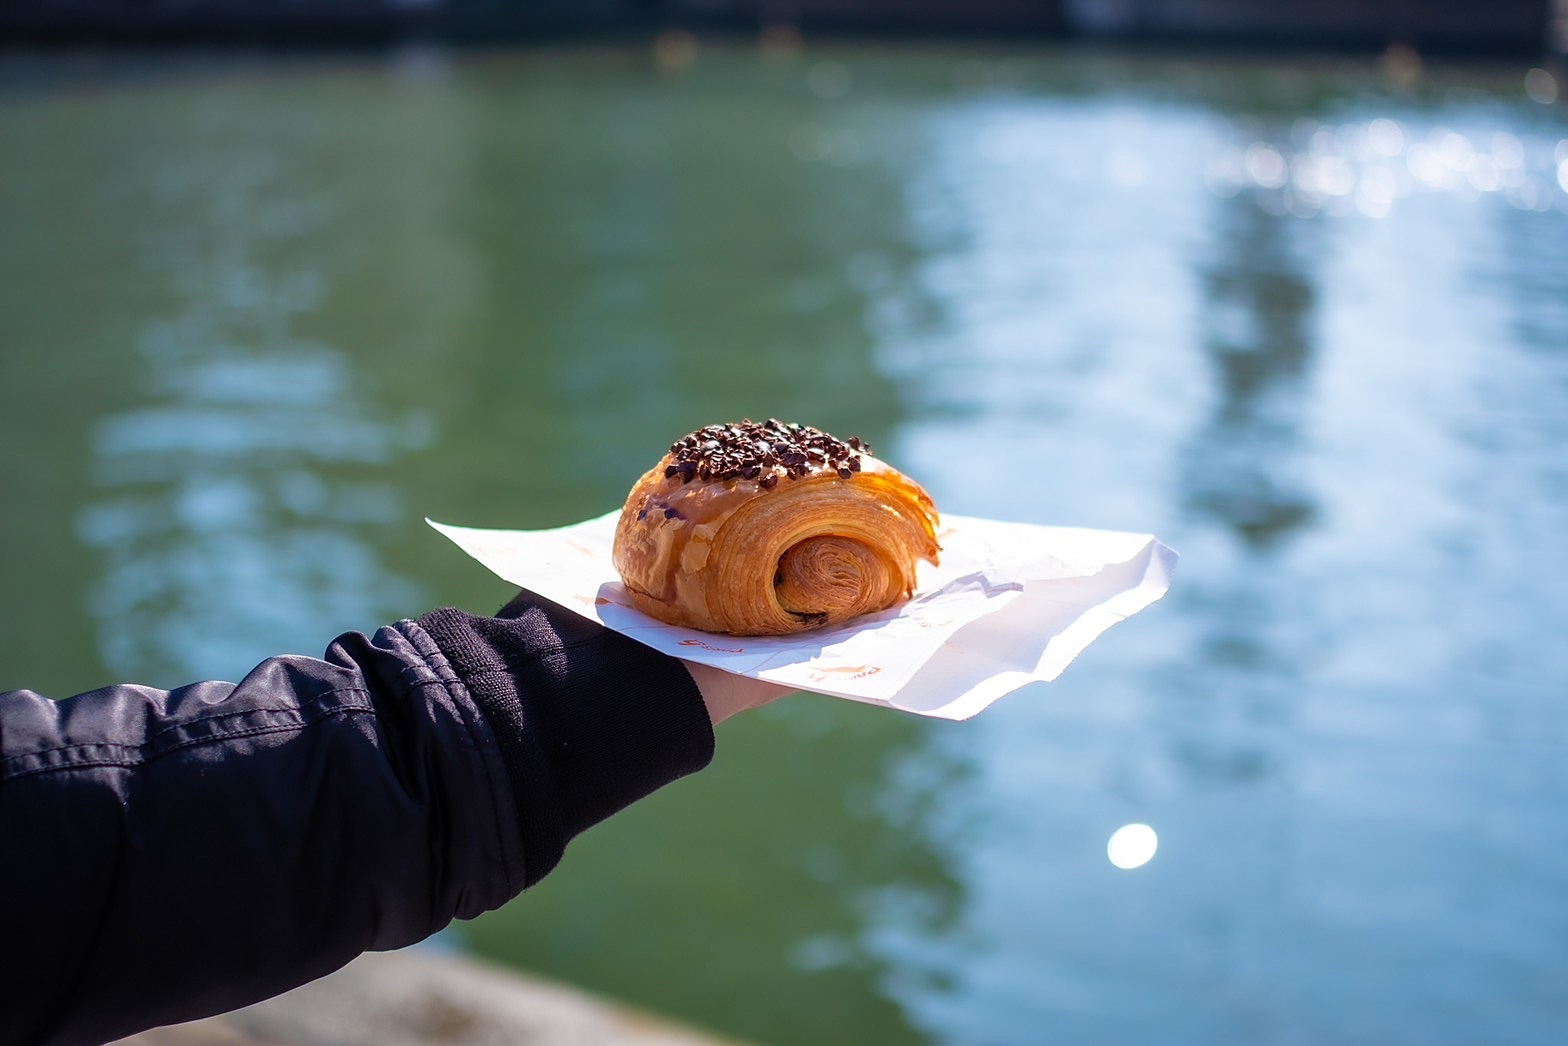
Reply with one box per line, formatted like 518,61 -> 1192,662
611,422 -> 941,635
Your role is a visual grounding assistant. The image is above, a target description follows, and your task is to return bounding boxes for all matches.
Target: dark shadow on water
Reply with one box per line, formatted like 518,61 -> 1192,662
1182,179 -> 1321,553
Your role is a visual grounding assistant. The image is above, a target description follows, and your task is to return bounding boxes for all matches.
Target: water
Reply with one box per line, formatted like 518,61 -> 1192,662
3,39 -> 1567,1045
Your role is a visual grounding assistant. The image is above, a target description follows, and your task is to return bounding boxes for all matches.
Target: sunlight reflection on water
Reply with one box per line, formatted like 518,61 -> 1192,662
866,63 -> 1568,1045
73,149 -> 427,682
1107,823 -> 1159,869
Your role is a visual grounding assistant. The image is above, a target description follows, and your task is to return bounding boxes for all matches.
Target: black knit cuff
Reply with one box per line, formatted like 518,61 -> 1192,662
418,591 -> 714,888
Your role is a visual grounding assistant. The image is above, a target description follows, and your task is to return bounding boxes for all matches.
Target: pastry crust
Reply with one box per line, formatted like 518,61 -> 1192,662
612,421 -> 941,635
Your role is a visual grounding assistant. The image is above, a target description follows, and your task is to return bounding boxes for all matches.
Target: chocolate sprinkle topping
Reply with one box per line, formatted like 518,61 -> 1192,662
664,419 -> 871,487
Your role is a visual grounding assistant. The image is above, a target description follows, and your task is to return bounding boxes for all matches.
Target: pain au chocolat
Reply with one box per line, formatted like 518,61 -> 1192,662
611,419 -> 941,636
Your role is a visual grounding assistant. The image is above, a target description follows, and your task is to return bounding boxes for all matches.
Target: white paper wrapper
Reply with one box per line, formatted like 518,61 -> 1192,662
428,511 -> 1177,721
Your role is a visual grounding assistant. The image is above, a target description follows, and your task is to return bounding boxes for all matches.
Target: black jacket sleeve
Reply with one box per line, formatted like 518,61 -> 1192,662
0,590 -> 715,1046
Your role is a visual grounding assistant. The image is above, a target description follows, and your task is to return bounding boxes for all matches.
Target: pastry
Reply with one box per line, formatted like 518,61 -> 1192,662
612,419 -> 941,635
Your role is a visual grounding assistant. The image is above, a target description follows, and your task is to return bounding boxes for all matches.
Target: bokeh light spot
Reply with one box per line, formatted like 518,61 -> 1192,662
1107,823 -> 1159,870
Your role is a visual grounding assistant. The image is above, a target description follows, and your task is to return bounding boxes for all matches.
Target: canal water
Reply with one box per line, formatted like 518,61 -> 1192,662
3,38 -> 1565,1045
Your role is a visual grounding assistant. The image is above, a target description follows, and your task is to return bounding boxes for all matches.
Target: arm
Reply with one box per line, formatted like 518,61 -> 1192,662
0,589 -> 775,1046
684,658 -> 796,726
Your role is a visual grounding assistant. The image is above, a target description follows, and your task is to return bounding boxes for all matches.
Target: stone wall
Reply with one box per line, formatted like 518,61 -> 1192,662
0,0 -> 1556,53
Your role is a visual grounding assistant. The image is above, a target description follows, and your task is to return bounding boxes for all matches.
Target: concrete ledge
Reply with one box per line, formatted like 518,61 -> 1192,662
113,948 -> 743,1046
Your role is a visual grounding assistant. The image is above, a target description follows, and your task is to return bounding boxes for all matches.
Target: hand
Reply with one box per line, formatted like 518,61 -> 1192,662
681,661 -> 794,726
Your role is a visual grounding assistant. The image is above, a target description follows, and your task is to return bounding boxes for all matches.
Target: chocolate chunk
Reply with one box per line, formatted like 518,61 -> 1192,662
662,418 -> 868,488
